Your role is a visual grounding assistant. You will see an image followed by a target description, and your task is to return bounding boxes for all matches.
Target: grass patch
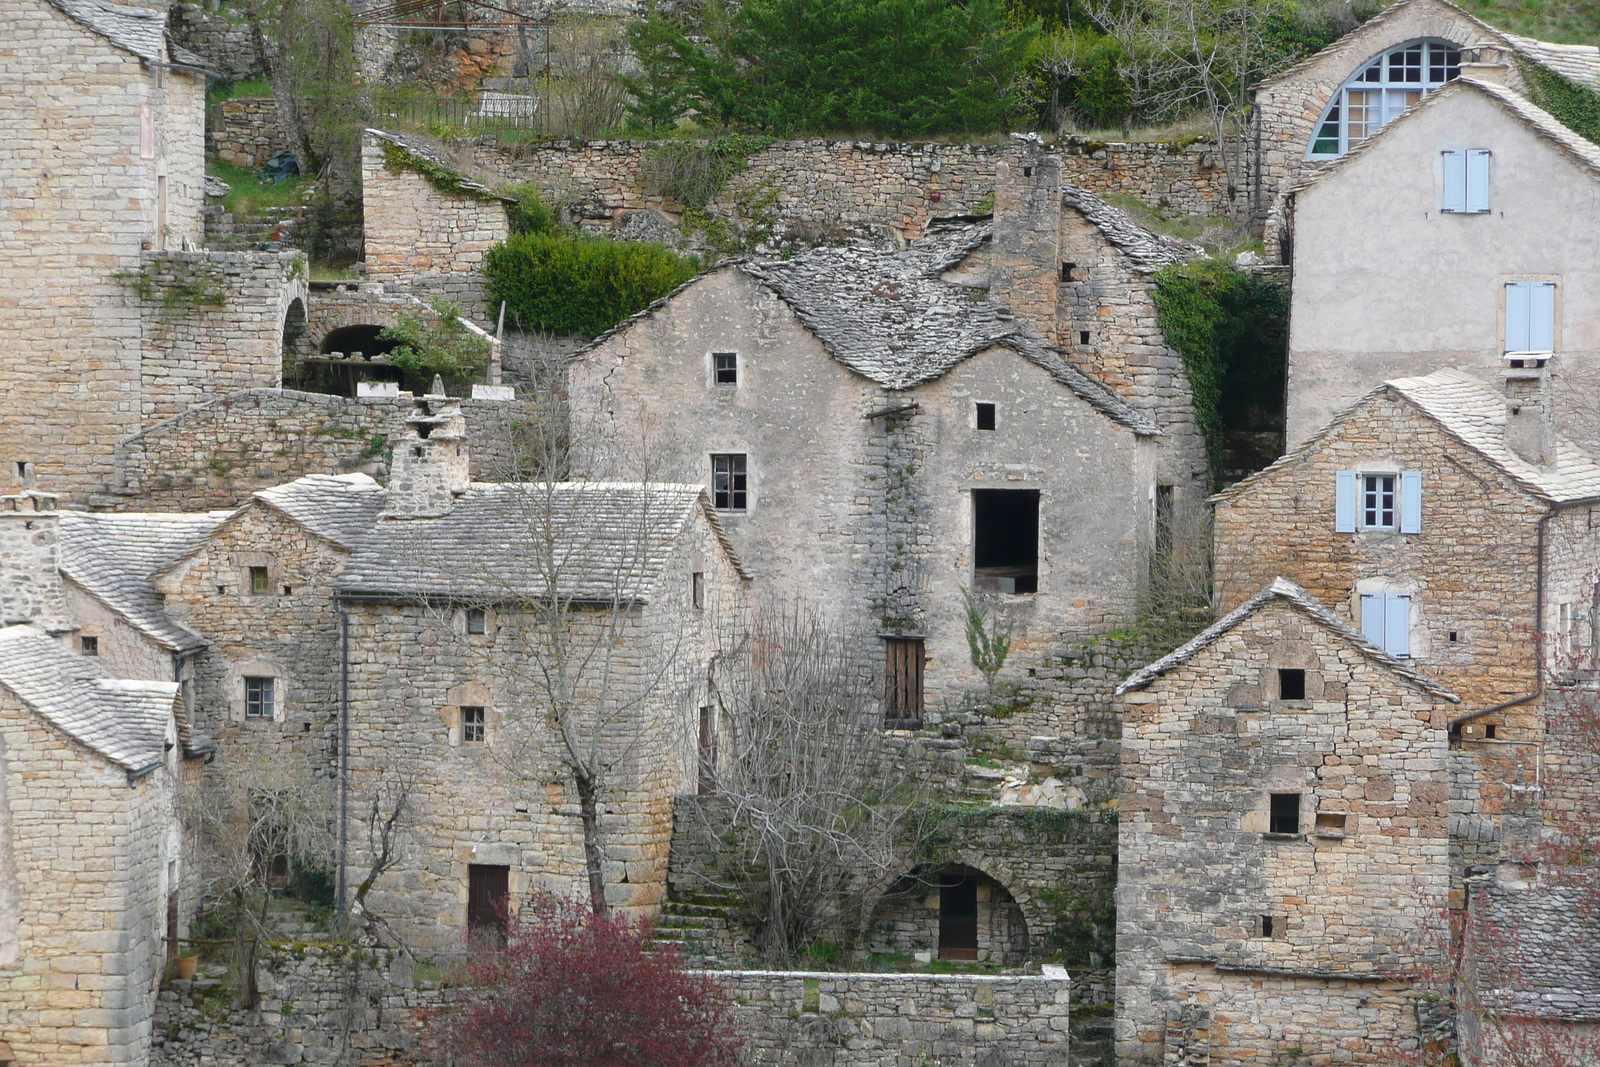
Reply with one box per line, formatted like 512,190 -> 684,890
310,265 -> 363,282
1102,193 -> 1251,258
206,77 -> 272,107
207,161 -> 311,216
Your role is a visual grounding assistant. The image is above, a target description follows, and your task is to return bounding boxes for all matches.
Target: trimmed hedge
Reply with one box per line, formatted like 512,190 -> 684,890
484,234 -> 702,338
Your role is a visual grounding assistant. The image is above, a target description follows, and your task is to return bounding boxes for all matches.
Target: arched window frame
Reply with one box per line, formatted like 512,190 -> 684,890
1306,39 -> 1461,159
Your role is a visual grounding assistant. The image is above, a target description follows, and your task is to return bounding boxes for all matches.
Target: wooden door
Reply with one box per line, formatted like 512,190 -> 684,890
698,706 -> 717,795
467,864 -> 510,942
939,874 -> 978,960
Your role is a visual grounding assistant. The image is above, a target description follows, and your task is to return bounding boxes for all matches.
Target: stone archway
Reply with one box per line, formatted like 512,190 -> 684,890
867,860 -> 1032,967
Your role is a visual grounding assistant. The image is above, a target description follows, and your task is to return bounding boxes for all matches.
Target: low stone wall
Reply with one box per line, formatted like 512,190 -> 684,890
209,96 -> 287,169
711,970 -> 1071,1066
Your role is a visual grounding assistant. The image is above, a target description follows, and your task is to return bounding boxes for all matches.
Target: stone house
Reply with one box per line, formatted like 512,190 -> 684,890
1284,76 -> 1600,453
1250,0 -> 1600,250
1114,577 -> 1458,1066
0,620 -> 186,1065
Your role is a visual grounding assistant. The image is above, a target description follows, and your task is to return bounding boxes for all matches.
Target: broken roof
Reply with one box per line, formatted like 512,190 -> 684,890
1060,185 -> 1201,272
1215,367 -> 1600,508
366,129 -> 514,202
42,0 -> 211,71
1116,577 -> 1460,701
0,625 -> 174,775
58,510 -> 230,653
253,473 -> 388,551
335,482 -> 748,602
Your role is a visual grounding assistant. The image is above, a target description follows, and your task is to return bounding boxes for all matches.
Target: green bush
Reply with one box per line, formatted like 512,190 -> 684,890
485,234 -> 701,337
1517,57 -> 1600,147
377,300 -> 491,390
497,182 -> 558,236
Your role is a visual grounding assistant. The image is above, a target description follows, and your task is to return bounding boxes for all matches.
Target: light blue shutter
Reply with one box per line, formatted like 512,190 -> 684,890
1385,595 -> 1412,657
1361,594 -> 1386,647
1506,282 -> 1531,352
1466,150 -> 1491,213
1400,471 -> 1422,534
1529,282 -> 1556,352
1442,150 -> 1466,213
1336,471 -> 1358,533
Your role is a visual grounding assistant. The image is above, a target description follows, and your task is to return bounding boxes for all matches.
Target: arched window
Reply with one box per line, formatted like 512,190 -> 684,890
1307,40 -> 1461,158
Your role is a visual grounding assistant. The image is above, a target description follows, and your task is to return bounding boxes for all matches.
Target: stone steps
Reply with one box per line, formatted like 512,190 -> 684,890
647,891 -> 743,963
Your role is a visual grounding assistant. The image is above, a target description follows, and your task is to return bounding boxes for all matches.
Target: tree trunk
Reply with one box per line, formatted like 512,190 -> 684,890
574,773 -> 610,916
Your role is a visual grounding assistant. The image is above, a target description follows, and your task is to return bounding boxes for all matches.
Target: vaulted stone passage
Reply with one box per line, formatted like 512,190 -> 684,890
870,863 -> 1030,967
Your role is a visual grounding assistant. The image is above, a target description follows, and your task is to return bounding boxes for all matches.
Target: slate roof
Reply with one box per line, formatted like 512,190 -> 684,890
1504,33 -> 1600,88
366,129 -> 515,202
0,625 -> 174,775
58,510 -> 231,653
1116,577 -> 1460,701
253,473 -> 388,551
1060,185 -> 1202,272
336,482 -> 748,601
44,0 -> 166,62
1214,368 -> 1600,508
1470,879 -> 1600,1020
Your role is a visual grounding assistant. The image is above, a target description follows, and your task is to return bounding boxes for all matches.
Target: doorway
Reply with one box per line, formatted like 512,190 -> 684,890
467,863 -> 510,942
938,872 -> 979,960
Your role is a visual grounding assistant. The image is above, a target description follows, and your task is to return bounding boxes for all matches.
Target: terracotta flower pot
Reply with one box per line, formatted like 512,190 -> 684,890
175,955 -> 199,981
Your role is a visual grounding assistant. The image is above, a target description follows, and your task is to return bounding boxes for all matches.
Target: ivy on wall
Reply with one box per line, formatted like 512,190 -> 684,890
1516,57 -> 1600,147
378,139 -> 505,205
642,136 -> 775,211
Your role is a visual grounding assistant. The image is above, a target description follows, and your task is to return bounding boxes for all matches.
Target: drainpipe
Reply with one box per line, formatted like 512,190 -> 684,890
337,603 -> 350,921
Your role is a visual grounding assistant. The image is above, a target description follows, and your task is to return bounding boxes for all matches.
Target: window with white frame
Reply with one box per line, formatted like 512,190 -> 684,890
1505,281 -> 1557,354
1307,40 -> 1460,158
1442,149 -> 1491,213
1335,470 -> 1422,533
1360,593 -> 1413,657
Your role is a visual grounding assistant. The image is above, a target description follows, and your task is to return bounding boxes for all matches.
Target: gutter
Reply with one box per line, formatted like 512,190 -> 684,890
1450,692 -> 1539,730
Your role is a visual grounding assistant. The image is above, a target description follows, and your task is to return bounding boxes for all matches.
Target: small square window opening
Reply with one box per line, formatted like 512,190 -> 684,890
691,571 -> 704,610
249,566 -> 270,595
1363,474 -> 1396,529
1059,262 -> 1077,282
1022,166 -> 1033,177
462,706 -> 486,743
1449,630 -> 1459,643
1261,915 -> 1275,938
975,403 -> 996,431
713,352 -> 738,385
244,676 -> 276,720
1079,330 -> 1091,346
466,608 -> 487,635
1485,724 -> 1498,739
80,636 -> 99,657
1315,812 -> 1348,837
282,585 -> 293,596
1269,792 -> 1301,835
1277,669 -> 1306,700
712,454 -> 748,511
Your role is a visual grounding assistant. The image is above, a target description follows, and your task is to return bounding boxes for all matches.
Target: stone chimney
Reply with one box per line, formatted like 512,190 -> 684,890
1503,356 -> 1557,467
989,133 -> 1062,344
382,377 -> 470,518
0,491 -> 73,634
1460,44 -> 1512,86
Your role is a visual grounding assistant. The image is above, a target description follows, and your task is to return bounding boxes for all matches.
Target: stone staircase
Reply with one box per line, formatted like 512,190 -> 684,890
648,891 -> 746,965
204,204 -> 304,252
265,897 -> 331,943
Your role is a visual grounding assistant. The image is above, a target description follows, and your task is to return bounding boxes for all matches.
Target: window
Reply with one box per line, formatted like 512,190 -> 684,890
698,706 -> 717,795
1361,593 -> 1413,657
1154,484 -> 1175,560
1059,261 -> 1078,282
467,864 -> 509,942
711,454 -> 747,511
691,571 -> 704,610
1269,793 -> 1301,835
1505,281 -> 1556,354
973,489 -> 1039,594
461,706 -> 486,743
80,635 -> 99,657
1335,471 -> 1421,533
975,403 -> 996,431
1308,40 -> 1459,157
248,566 -> 270,595
1260,915 -> 1287,938
244,676 -> 276,720
713,352 -> 738,385
884,637 -> 925,725
1442,149 -> 1491,213
1078,330 -> 1091,346
466,608 -> 487,635
1277,668 -> 1306,700
1315,812 -> 1348,838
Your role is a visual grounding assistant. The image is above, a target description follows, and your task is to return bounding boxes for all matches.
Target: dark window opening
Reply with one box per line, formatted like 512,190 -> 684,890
1059,262 -> 1077,282
1155,484 -> 1175,560
216,585 -> 227,595
938,873 -> 979,959
973,489 -> 1039,595
249,566 -> 270,595
1269,792 -> 1301,835
1261,915 -> 1274,938
712,454 -> 747,511
1485,724 -> 1498,739
1449,630 -> 1459,642
885,637 -> 925,726
1022,166 -> 1033,177
713,352 -> 738,385
1079,330 -> 1091,345
282,585 -> 293,596
412,445 -> 424,458
466,608 -> 487,635
14,462 -> 26,479
461,706 -> 486,743
698,706 -> 717,795
1277,669 -> 1306,700
245,676 -> 276,720
975,402 -> 996,431
691,571 -> 704,610
80,636 -> 99,657
166,860 -> 180,962
467,863 -> 510,942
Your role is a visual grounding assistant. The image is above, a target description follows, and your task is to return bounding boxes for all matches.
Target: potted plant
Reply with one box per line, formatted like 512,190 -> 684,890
174,951 -> 199,980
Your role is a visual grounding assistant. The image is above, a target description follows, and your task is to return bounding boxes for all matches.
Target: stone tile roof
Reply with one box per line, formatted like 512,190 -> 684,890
1116,577 -> 1460,701
0,625 -> 174,774
44,0 -> 165,62
1060,185 -> 1201,272
1471,879 -> 1600,1020
335,482 -> 748,601
253,473 -> 388,551
366,129 -> 514,202
59,510 -> 230,653
737,231 -> 1160,434
1504,33 -> 1600,88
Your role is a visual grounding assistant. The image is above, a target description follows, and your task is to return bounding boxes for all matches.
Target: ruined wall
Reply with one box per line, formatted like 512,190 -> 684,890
167,3 -> 269,80
208,96 -> 287,169
0,495 -> 71,633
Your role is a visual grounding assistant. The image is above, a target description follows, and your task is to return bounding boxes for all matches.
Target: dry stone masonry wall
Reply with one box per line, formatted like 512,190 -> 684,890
208,96 -> 286,169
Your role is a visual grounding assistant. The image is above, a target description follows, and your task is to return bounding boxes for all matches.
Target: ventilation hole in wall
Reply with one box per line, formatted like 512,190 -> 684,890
216,585 -> 226,595
1449,630 -> 1459,642
1261,915 -> 1274,937
282,586 -> 293,596
1060,262 -> 1077,282
1022,166 -> 1033,177
1079,331 -> 1091,346
1485,724 -> 1498,739
303,722 -> 311,732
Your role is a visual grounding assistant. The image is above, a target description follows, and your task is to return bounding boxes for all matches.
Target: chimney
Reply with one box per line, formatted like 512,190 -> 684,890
381,377 -> 470,518
989,133 -> 1062,344
1460,44 -> 1511,86
1503,356 -> 1557,467
0,491 -> 73,634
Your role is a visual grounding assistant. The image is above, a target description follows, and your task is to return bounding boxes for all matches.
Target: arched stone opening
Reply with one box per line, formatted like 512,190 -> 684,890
288,323 -> 411,397
281,298 -> 308,359
868,862 -> 1029,967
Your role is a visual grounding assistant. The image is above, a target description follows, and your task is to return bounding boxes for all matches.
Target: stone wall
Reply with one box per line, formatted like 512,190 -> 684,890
167,3 -> 269,80
713,970 -> 1071,1066
208,96 -> 286,169
0,494 -> 71,634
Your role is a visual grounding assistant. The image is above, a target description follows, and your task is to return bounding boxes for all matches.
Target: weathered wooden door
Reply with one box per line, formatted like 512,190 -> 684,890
939,874 -> 979,960
467,863 -> 510,942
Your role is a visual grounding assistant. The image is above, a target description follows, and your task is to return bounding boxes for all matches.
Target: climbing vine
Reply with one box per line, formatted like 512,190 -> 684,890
642,135 -> 775,211
379,140 -> 504,205
1516,57 -> 1600,147
114,257 -> 230,312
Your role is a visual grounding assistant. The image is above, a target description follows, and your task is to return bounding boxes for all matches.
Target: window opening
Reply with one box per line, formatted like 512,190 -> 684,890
1277,669 -> 1306,700
711,454 -> 747,511
1315,812 -> 1348,837
1059,262 -> 1077,282
466,608 -> 487,635
461,706 -> 486,743
884,637 -> 925,725
1261,915 -> 1275,938
249,566 -> 270,595
1363,474 -> 1396,529
80,636 -> 99,657
467,864 -> 510,942
1449,630 -> 1459,642
1155,484 -> 1175,560
713,352 -> 738,385
938,873 -> 979,959
282,585 -> 293,596
973,489 -> 1039,594
1022,166 -> 1033,177
975,403 -> 996,431
1269,792 -> 1301,835
1308,40 -> 1459,157
698,706 -> 717,795
1442,149 -> 1491,213
691,571 -> 704,610
244,676 -> 276,720
1079,330 -> 1091,345
1484,724 -> 1498,739
1360,593 -> 1412,657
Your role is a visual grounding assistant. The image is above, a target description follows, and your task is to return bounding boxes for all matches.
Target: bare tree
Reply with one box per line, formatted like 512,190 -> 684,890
1079,0 -> 1191,136
1138,489 -> 1214,646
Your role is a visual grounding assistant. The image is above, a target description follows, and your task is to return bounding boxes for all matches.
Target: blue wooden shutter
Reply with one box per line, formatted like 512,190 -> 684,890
1385,595 -> 1412,657
1361,594 -> 1386,647
1442,150 -> 1466,213
1336,471 -> 1357,533
1529,282 -> 1556,352
1400,471 -> 1422,534
1506,282 -> 1531,352
1465,150 -> 1491,213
